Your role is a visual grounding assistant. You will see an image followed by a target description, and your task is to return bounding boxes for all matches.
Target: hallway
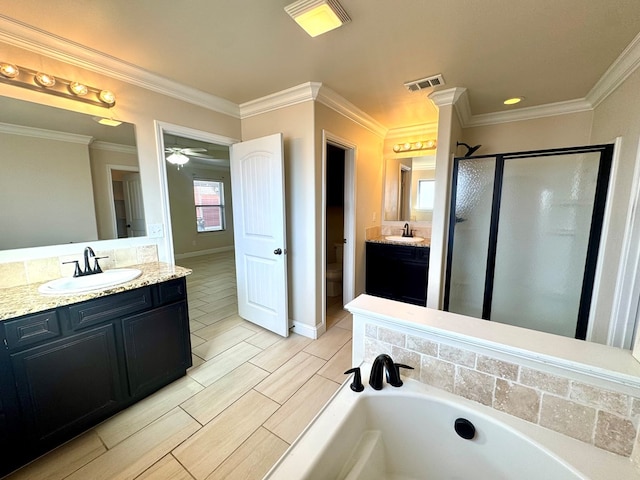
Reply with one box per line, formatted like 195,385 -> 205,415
6,251 -> 353,480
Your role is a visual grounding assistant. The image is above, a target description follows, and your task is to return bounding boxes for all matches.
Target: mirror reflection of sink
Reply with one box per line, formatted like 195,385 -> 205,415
385,235 -> 425,243
38,268 -> 142,295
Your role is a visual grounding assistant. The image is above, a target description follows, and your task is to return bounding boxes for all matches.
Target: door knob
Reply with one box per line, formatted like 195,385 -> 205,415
274,248 -> 282,255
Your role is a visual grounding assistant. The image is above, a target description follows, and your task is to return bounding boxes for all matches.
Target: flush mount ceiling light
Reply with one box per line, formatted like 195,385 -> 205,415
0,61 -> 116,108
504,96 -> 524,105
393,139 -> 437,153
285,0 -> 350,37
92,116 -> 123,127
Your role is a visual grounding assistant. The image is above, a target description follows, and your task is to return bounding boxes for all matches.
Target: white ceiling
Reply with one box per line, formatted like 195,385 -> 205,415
2,1 -> 640,130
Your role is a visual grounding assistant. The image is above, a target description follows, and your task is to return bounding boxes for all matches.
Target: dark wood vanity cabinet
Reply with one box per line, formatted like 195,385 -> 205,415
366,242 -> 430,306
0,277 -> 191,477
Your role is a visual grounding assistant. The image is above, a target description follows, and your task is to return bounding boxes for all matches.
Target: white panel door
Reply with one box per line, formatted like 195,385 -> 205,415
230,133 -> 289,337
123,173 -> 146,237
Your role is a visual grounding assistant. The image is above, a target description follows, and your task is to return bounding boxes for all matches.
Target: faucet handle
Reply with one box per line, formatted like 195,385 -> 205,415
62,260 -> 83,278
391,364 -> 414,386
92,256 -> 108,274
344,367 -> 364,392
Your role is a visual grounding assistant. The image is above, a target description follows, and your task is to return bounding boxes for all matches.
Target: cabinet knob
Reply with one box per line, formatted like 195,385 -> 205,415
274,248 -> 282,255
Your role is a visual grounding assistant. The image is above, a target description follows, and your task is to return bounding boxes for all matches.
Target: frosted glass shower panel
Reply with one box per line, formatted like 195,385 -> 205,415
447,158 -> 496,318
490,153 -> 600,336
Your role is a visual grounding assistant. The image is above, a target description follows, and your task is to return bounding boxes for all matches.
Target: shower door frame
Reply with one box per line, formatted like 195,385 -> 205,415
443,144 -> 614,340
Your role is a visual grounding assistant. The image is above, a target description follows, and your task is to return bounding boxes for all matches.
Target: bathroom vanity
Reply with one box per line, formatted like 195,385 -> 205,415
365,239 -> 430,306
0,264 -> 191,477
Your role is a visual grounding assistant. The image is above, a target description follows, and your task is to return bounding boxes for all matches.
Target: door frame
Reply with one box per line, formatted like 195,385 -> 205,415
321,130 -> 356,330
154,121 -> 239,263
106,164 -> 139,238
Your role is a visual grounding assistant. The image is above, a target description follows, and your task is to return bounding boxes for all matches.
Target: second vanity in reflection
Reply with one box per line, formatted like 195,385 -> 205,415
366,237 -> 430,306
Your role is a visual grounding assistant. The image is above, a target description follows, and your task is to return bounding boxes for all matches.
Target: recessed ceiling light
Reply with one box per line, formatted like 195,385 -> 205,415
504,97 -> 524,105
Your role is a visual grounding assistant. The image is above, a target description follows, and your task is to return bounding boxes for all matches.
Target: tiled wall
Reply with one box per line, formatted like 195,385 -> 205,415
363,323 -> 640,459
380,224 -> 432,239
0,245 -> 159,289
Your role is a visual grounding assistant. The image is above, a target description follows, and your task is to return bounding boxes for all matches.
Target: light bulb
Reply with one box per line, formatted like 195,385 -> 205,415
69,82 -> 88,96
393,144 -> 401,152
99,90 -> 116,105
35,72 -> 56,87
0,63 -> 19,78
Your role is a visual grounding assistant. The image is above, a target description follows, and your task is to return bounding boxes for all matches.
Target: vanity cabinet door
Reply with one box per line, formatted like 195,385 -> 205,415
10,323 -> 123,448
366,243 -> 429,306
122,301 -> 191,398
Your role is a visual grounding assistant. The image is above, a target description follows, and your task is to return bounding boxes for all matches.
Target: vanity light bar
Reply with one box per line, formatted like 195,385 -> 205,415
393,139 -> 437,153
0,62 -> 115,108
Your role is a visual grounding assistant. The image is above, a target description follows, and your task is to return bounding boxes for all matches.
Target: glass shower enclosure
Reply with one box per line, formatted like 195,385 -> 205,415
444,144 -> 614,339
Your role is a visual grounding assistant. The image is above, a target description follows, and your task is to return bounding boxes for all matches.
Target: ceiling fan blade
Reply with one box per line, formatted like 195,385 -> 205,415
181,148 -> 207,155
188,152 -> 215,159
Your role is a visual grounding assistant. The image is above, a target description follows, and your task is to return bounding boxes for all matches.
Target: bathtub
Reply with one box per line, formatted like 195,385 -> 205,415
263,365 -> 637,480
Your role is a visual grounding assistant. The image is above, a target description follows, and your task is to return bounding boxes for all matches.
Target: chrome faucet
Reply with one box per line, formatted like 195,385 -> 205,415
369,354 -> 403,390
402,222 -> 412,237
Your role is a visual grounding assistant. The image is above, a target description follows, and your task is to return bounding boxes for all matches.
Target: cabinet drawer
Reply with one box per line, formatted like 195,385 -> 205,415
4,311 -> 60,351
68,287 -> 152,331
157,278 -> 187,305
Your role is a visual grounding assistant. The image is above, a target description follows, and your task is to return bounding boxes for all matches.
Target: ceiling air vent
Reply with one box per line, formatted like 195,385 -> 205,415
404,74 -> 445,92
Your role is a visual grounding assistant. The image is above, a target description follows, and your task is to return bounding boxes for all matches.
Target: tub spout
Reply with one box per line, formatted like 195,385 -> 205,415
369,354 -> 403,390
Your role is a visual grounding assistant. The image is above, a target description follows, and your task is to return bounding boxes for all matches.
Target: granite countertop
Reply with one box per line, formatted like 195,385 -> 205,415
0,262 -> 192,321
367,236 -> 431,248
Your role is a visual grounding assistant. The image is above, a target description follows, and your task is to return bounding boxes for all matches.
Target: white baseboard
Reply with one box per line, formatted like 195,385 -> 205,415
174,246 -> 234,260
292,321 -> 326,339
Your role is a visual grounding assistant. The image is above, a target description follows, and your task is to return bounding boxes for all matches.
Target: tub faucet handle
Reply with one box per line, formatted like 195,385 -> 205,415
393,364 -> 414,385
344,367 -> 364,392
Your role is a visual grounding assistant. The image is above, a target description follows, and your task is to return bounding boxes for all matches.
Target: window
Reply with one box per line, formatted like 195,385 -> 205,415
417,179 -> 435,210
193,179 -> 225,232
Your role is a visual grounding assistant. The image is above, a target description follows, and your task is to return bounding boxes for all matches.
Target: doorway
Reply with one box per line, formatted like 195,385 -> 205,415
156,122 -> 239,263
322,132 -> 356,330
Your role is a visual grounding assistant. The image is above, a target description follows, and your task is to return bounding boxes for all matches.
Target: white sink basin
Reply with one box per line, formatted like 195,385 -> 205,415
38,268 -> 142,295
385,235 -> 425,243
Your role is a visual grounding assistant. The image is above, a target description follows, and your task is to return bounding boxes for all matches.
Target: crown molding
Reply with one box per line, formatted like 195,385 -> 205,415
587,30 -> 640,108
315,85 -> 388,138
239,81 -> 321,118
90,141 -> 137,154
428,87 -> 467,107
0,121 -> 92,144
0,14 -> 240,118
456,95 -> 593,128
386,123 -> 438,140
240,81 -> 388,138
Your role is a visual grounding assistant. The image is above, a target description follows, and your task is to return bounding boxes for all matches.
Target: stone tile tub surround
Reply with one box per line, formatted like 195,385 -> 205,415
346,295 -> 640,470
0,244 -> 159,289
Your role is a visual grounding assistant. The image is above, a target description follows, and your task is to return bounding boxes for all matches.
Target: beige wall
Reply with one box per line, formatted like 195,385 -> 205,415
167,163 -> 234,256
315,103 -> 385,303
0,42 -> 240,263
241,101 -> 316,329
89,145 -> 139,240
589,67 -> 640,343
460,110 -> 593,154
1,132 -> 97,249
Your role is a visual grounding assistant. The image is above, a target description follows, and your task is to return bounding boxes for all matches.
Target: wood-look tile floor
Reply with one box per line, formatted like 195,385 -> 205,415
6,251 -> 353,480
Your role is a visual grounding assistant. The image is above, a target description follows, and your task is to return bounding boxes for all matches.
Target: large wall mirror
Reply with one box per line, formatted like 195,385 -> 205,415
383,155 -> 436,222
0,95 -> 144,250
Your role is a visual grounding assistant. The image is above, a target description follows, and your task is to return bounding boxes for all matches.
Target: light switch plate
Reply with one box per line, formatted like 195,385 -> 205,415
147,223 -> 164,238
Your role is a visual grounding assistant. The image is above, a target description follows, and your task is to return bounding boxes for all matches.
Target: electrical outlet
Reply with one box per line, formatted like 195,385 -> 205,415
147,223 -> 164,238
372,212 -> 377,221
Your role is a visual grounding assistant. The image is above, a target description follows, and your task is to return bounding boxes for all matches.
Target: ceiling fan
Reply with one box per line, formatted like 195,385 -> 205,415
164,146 -> 213,167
